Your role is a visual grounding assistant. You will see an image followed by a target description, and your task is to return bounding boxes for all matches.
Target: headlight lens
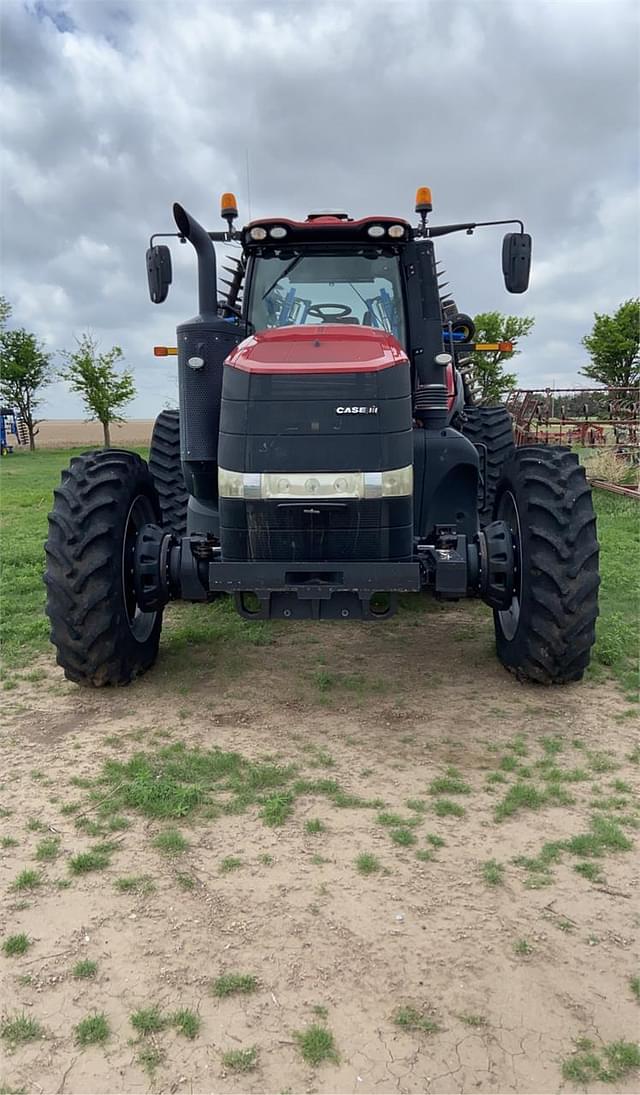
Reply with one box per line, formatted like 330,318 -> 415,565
249,226 -> 267,240
367,225 -> 385,238
388,224 -> 405,239
269,226 -> 287,239
219,466 -> 412,499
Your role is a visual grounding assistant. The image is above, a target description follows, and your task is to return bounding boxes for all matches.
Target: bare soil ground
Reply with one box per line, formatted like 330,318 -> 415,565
34,420 -> 155,448
1,603 -> 639,1094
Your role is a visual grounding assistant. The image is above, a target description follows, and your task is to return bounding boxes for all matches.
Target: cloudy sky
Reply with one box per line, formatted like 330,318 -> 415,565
1,0 -> 638,419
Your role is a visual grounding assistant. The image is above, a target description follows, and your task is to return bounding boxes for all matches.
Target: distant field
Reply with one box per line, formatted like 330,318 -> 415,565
31,419 -> 155,448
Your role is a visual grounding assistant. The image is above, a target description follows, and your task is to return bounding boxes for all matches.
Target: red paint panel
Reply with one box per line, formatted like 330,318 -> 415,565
226,325 -> 409,375
246,216 -> 411,232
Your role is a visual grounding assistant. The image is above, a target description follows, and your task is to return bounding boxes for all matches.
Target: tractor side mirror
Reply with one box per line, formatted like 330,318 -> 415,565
502,232 -> 532,293
146,245 -> 172,303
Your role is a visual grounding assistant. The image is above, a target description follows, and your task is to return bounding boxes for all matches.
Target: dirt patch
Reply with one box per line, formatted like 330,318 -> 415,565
1,604 -> 639,1094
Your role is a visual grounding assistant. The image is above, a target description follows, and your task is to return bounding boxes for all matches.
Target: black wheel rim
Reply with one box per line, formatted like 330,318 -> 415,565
122,495 -> 157,642
496,489 -> 522,641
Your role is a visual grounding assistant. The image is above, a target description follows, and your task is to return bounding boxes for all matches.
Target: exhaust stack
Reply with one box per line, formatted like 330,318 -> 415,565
173,203 -> 217,316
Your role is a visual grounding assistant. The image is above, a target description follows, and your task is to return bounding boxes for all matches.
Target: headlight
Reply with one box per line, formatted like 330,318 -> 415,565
269,226 -> 287,239
367,225 -> 385,238
249,226 -> 267,241
388,224 -> 405,239
219,466 -> 412,499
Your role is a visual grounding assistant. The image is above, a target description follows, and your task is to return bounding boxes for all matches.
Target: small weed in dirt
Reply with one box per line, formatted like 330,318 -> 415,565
68,845 -> 113,874
612,779 -> 632,793
311,853 -> 329,865
172,1008 -> 201,1039
482,859 -> 505,886
70,776 -> 92,789
295,1023 -> 339,1066
2,934 -> 31,957
136,1044 -> 164,1075
114,875 -> 155,895
588,750 -> 618,774
11,869 -> 41,891
312,1004 -> 329,1019
458,1013 -> 488,1027
56,879 -> 71,890
1,837 -> 18,849
74,817 -> 104,837
73,959 -> 97,979
212,972 -> 257,997
35,837 -> 60,862
390,827 -> 417,846
562,1039 -> 640,1084
305,818 -> 325,834
259,853 -> 273,866
542,735 -> 564,756
486,771 -> 508,786
429,767 -> 471,795
25,818 -> 44,831
407,799 -> 427,812
130,1006 -> 167,1035
433,799 -> 465,818
152,829 -> 189,856
59,803 -> 80,816
262,792 -> 294,826
393,1006 -> 440,1034
220,856 -> 242,873
75,1013 -> 109,1047
628,975 -> 640,1002
495,782 -> 550,822
426,833 -> 445,847
574,862 -> 605,883
514,938 -> 533,956
222,1047 -> 258,1073
356,852 -> 380,875
557,918 -> 575,933
416,849 -> 434,862
1,1013 -> 43,1046
106,815 -> 130,832
175,872 -> 196,889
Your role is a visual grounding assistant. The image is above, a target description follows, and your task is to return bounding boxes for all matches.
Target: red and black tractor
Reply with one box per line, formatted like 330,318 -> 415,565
44,188 -> 599,686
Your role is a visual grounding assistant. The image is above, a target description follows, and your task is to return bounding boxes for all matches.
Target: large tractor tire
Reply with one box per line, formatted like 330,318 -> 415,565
44,450 -> 163,686
148,409 -> 188,535
462,405 -> 515,526
492,446 -> 599,684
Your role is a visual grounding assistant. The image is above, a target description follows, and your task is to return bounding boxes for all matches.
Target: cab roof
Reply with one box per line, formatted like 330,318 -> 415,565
242,215 -> 412,248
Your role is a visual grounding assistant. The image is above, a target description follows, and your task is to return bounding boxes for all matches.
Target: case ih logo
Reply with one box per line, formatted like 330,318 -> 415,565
336,406 -> 379,415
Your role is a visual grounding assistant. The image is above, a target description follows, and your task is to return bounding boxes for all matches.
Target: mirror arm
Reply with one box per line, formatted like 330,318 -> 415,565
420,217 -> 525,239
150,231 -> 185,248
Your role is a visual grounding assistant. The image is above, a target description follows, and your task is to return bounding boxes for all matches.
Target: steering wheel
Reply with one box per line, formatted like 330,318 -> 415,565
307,303 -> 353,321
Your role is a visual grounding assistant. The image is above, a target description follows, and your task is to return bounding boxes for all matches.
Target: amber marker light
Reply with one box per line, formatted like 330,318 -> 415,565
153,346 -> 178,356
221,192 -> 239,223
415,186 -> 433,213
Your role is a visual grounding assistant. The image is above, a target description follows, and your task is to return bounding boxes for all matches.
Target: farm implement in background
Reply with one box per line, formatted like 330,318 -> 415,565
0,407 -> 28,454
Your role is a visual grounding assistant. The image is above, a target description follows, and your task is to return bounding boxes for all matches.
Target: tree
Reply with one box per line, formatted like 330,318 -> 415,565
0,325 -> 53,450
581,299 -> 639,389
62,334 -> 136,447
0,296 -> 11,330
469,312 -> 535,404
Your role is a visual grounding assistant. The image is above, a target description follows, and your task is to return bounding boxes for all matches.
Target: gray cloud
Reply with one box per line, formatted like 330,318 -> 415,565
1,0 -> 638,417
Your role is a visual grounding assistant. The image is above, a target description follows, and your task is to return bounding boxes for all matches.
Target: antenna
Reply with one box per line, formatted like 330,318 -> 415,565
245,148 -> 252,221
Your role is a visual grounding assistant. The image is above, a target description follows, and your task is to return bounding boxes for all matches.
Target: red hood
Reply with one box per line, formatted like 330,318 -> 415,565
225,325 -> 408,374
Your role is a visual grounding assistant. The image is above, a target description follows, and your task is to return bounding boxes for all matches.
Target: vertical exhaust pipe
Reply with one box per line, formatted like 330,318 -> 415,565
173,203 -> 217,316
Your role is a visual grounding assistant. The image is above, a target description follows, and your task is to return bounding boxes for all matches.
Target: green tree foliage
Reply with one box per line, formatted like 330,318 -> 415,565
581,299 -> 639,388
0,320 -> 53,451
62,334 -> 136,447
470,312 -> 535,404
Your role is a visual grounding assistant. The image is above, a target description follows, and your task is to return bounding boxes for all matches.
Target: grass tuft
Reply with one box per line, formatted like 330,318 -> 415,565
220,856 -> 242,873
73,959 -> 98,979
152,829 -> 189,856
562,1039 -> 640,1084
35,837 -> 60,861
429,767 -> 471,795
392,1005 -> 440,1034
222,1047 -> 257,1072
433,799 -> 465,818
74,1013 -> 109,1046
2,934 -> 31,957
68,844 -> 114,874
130,1006 -> 167,1035
294,1023 -> 339,1066
482,859 -> 505,886
211,972 -> 257,998
1,1012 -> 43,1045
172,1008 -> 201,1039
114,875 -> 155,894
305,818 -> 325,834
11,869 -> 41,891
355,852 -> 380,875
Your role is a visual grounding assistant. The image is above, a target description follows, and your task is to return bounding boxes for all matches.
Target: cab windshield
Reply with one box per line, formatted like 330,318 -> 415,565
247,248 -> 406,345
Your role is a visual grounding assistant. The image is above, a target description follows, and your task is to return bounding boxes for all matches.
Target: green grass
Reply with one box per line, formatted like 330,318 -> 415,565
219,856 -> 242,873
494,781 -> 572,822
114,875 -> 155,894
591,493 -> 640,698
426,833 -> 445,847
389,827 -> 417,846
294,1023 -> 339,1065
74,1013 -> 110,1046
514,938 -> 533,956
392,1006 -> 440,1034
35,836 -> 60,861
428,767 -> 471,795
561,1039 -> 640,1084
629,975 -> 640,1003
130,1006 -> 167,1035
221,1047 -> 258,1072
2,933 -> 31,957
68,845 -> 114,874
0,1012 -> 43,1045
481,859 -> 505,886
136,1044 -> 164,1074
305,818 -> 325,834
1,836 -> 18,849
172,1008 -> 201,1039
73,959 -> 98,979
416,848 -> 434,862
152,829 -> 189,856
355,852 -> 380,875
433,799 -> 465,818
211,972 -> 257,997
10,869 -> 41,891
